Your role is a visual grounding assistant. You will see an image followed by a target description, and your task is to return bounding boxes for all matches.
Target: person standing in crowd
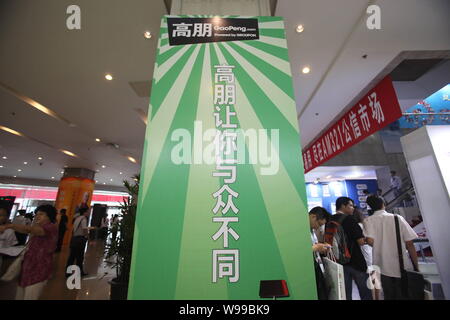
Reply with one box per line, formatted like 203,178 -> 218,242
0,205 -> 58,300
24,213 -> 34,223
364,195 -> 419,300
12,210 -> 31,245
0,206 -> 17,248
100,215 -> 109,240
353,206 -> 379,299
55,209 -> 68,252
0,206 -> 18,271
326,197 -> 373,300
66,207 -> 90,276
390,171 -> 402,197
110,214 -> 119,241
309,207 -> 332,300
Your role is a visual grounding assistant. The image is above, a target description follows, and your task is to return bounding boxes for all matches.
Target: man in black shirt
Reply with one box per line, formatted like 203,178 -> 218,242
332,197 -> 372,300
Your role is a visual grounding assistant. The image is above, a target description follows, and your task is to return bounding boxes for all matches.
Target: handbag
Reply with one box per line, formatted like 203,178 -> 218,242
323,249 -> 346,300
0,245 -> 28,282
394,214 -> 425,300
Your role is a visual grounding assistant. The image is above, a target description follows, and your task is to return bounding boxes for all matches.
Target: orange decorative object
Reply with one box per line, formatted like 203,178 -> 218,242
54,177 -> 95,245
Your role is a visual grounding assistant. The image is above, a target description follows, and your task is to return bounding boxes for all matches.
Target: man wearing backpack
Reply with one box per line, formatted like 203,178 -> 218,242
325,197 -> 372,300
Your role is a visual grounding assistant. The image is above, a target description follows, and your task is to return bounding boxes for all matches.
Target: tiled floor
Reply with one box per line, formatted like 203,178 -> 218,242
0,240 -> 116,300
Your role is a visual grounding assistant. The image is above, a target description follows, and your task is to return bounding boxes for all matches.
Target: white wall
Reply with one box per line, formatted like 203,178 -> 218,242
401,126 -> 450,299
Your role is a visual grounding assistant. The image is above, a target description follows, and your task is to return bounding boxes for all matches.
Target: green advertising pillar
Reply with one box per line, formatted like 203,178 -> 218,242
128,15 -> 317,300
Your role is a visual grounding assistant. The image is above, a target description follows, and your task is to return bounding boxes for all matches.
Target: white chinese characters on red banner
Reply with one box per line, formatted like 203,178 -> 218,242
302,76 -> 402,173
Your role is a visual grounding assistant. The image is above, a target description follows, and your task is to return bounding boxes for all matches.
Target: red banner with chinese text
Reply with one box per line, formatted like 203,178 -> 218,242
302,76 -> 402,173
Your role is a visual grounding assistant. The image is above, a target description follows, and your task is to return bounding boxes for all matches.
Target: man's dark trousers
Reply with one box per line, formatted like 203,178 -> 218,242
343,264 -> 373,300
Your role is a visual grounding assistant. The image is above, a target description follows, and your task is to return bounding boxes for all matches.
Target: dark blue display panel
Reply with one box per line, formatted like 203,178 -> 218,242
306,179 -> 378,214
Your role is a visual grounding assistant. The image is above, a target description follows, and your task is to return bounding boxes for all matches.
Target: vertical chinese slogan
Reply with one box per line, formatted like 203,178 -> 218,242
128,16 -> 317,300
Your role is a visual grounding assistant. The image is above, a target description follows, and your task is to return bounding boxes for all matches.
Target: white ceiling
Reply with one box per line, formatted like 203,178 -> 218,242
0,0 -> 166,188
277,0 -> 450,146
0,0 -> 449,189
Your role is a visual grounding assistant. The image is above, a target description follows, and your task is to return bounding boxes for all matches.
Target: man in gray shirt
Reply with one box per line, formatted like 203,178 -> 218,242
66,207 -> 90,276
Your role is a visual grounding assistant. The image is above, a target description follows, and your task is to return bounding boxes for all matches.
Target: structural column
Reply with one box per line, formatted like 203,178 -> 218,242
54,168 -> 95,246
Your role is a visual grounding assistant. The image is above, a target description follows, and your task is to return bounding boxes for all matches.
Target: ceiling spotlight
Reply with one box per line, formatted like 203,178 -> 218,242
60,171 -> 64,174
13,175 -> 16,178
105,74 -> 113,81
103,182 -> 106,185
110,179 -> 113,181
23,162 -> 28,165
326,175 -> 332,179
302,66 -> 311,74
2,156 -> 7,159
61,149 -> 78,157
95,138 -> 101,142
101,165 -> 106,168
144,31 -> 152,39
0,165 -> 3,168
95,180 -> 98,183
17,169 -> 22,172
127,156 -> 137,163
296,24 -> 304,33
119,172 -> 123,175
38,157 -> 43,160
51,176 -> 55,179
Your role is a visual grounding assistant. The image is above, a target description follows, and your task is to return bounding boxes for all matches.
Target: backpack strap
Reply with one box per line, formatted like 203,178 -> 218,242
394,214 -> 405,272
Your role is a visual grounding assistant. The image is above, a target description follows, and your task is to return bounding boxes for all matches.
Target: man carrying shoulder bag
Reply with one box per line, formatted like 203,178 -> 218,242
66,207 -> 90,277
365,195 -> 424,300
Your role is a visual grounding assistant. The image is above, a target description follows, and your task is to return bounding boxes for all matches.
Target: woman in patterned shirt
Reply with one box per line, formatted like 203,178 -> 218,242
0,204 -> 58,300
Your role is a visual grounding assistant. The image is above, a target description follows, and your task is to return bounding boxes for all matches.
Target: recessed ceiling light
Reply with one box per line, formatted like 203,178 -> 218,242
105,74 -> 113,81
61,149 -> 77,157
0,165 -> 3,168
144,31 -> 152,39
95,138 -> 101,142
60,171 -> 64,174
23,162 -> 28,165
101,165 -> 106,168
17,169 -> 22,172
119,172 -> 123,175
302,66 -> 311,74
127,156 -> 137,163
103,182 -> 106,185
110,179 -> 113,181
296,24 -> 304,33
95,180 -> 98,183
326,175 -> 332,179
51,177 -> 55,179
13,175 -> 16,178
2,156 -> 7,159
38,157 -> 43,160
